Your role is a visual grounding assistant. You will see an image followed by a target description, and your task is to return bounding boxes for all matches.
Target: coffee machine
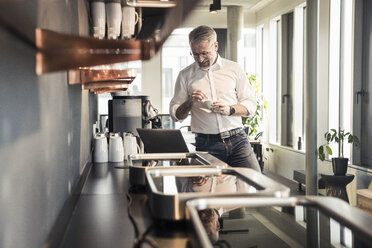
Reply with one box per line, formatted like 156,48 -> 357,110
108,95 -> 159,135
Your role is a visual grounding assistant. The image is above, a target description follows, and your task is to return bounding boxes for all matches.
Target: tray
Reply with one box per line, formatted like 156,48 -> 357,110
145,167 -> 290,220
128,152 -> 227,186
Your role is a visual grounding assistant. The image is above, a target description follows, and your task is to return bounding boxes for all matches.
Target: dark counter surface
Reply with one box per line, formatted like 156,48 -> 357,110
60,162 -> 191,248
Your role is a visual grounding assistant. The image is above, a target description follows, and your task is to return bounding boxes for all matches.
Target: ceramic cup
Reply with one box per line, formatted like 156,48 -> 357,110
123,133 -> 140,160
121,6 -> 139,39
109,135 -> 124,162
94,135 -> 108,163
204,99 -> 213,109
106,2 -> 122,39
91,1 -> 106,39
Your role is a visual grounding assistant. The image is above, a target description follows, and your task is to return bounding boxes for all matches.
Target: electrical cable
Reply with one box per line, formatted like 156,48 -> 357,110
126,192 -> 159,248
126,192 -> 139,238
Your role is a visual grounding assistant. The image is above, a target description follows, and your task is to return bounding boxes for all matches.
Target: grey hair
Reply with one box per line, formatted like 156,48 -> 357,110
189,25 -> 217,45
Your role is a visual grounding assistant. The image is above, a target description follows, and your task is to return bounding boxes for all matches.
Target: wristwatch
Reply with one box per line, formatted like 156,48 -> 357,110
229,106 -> 236,116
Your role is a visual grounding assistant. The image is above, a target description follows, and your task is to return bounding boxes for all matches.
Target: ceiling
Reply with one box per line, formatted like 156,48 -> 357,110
195,0 -> 275,12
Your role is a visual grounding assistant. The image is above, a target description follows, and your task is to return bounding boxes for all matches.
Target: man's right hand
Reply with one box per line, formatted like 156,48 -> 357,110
175,90 -> 207,120
191,90 -> 208,102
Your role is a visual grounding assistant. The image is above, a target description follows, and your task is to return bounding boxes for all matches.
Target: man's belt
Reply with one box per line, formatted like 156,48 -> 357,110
196,128 -> 244,140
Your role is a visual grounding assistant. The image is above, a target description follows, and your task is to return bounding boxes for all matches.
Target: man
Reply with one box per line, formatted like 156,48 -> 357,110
169,25 -> 260,172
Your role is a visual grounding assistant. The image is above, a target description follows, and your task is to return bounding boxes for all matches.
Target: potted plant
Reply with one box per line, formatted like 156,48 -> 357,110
318,128 -> 360,175
242,74 -> 268,139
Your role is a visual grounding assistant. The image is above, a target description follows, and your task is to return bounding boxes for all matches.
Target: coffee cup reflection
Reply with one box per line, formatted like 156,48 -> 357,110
198,208 -> 221,244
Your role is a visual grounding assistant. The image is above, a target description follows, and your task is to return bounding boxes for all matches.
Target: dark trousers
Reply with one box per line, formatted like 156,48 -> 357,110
195,129 -> 261,172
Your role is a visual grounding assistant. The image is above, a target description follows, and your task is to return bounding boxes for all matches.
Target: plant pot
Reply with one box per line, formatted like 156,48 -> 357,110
332,157 -> 349,175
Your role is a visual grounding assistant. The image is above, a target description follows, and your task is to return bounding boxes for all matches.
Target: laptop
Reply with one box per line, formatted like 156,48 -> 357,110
137,128 -> 189,153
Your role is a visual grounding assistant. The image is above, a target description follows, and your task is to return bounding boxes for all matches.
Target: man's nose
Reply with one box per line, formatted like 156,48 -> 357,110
195,54 -> 204,61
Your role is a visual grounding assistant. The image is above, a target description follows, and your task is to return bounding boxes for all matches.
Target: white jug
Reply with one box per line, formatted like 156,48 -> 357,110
123,133 -> 140,160
109,135 -> 124,162
94,134 -> 108,163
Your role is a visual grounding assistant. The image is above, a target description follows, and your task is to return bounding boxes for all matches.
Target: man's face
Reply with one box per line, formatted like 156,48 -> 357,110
190,40 -> 218,70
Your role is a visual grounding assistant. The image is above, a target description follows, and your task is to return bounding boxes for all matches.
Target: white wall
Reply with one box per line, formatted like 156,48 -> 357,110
142,51 -> 163,113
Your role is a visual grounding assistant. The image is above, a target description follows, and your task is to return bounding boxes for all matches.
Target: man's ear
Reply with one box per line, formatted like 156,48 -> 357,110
214,41 -> 219,52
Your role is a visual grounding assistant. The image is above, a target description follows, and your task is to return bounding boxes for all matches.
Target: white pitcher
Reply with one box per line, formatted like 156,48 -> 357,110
123,132 -> 140,160
109,135 -> 124,162
94,134 -> 108,163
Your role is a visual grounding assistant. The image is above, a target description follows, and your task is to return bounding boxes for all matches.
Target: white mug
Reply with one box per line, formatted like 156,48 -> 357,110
91,1 -> 106,39
106,2 -> 122,39
121,6 -> 139,39
94,136 -> 108,163
203,99 -> 213,109
109,136 -> 124,162
123,134 -> 140,160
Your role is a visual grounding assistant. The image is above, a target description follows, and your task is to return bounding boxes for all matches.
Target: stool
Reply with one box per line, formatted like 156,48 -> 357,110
320,173 -> 354,203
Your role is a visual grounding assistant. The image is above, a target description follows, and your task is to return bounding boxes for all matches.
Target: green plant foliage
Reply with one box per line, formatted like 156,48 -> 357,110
318,128 -> 360,161
242,74 -> 268,138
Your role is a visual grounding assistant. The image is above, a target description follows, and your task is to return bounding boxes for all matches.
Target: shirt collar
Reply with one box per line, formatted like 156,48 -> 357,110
193,53 -> 222,72
211,54 -> 222,71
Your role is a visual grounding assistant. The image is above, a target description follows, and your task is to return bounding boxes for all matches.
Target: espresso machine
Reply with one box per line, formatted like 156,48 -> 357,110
108,95 -> 160,135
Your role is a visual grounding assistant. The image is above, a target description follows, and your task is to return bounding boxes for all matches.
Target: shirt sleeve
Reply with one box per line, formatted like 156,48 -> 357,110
169,71 -> 189,122
235,66 -> 257,117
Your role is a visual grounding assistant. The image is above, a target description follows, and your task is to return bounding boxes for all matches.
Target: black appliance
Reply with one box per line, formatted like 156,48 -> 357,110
108,95 -> 159,135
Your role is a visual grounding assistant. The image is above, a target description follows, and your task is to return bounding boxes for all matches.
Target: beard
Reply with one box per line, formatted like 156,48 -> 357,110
198,58 -> 211,70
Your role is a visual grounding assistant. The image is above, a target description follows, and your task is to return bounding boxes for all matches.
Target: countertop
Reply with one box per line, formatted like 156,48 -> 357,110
60,162 -> 192,248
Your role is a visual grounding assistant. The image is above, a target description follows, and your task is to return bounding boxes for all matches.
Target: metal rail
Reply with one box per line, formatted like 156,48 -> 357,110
187,196 -> 372,248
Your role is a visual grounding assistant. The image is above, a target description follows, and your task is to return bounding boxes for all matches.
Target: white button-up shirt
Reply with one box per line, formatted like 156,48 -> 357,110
169,56 -> 257,134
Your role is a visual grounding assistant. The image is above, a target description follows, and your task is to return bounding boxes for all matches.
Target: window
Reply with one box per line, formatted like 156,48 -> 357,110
293,6 -> 306,150
161,28 -> 194,114
328,0 -> 353,160
267,19 -> 280,144
355,0 -> 372,167
280,11 -> 294,147
269,4 -> 306,150
243,28 -> 256,75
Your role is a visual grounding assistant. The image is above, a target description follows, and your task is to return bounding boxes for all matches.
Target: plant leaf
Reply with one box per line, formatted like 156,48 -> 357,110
318,146 -> 324,154
319,153 -> 325,161
325,146 -> 332,155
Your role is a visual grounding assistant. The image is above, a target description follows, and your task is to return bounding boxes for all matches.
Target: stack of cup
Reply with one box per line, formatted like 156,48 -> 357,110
91,0 -> 106,39
94,133 -> 108,163
109,133 -> 124,162
106,0 -> 122,39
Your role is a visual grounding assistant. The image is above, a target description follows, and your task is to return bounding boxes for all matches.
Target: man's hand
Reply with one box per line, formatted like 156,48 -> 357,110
191,90 -> 208,102
211,100 -> 230,116
176,89 -> 208,120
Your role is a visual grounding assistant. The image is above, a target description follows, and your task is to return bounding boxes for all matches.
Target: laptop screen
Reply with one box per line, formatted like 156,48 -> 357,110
137,128 -> 189,153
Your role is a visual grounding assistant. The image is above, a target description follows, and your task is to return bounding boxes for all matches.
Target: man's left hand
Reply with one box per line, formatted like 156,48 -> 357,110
211,100 -> 230,116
